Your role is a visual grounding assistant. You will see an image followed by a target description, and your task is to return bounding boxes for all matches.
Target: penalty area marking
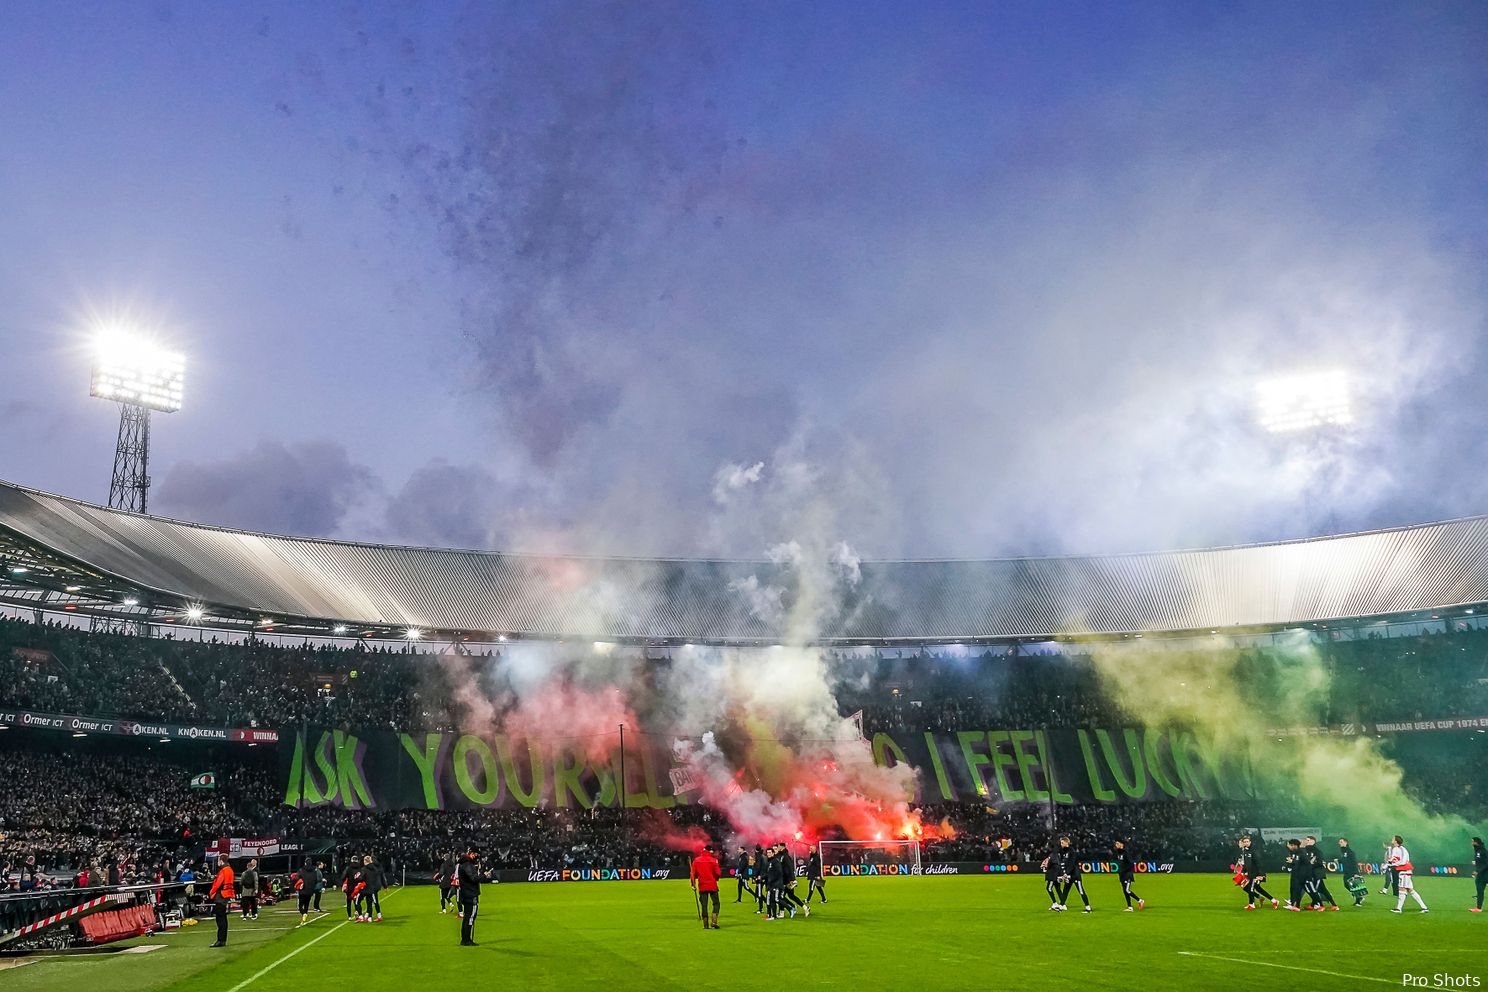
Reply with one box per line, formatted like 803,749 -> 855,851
225,889 -> 398,992
1177,951 -> 1395,985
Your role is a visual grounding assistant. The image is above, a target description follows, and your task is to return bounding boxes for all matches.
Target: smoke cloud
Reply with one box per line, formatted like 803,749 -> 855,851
417,527 -> 922,849
712,462 -> 764,506
290,0 -> 1488,561
1084,634 -> 1474,860
428,638 -> 923,849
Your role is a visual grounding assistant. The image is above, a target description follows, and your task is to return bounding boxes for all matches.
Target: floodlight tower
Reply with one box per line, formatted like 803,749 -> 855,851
90,332 -> 185,513
1254,370 -> 1352,434
1255,369 -> 1354,533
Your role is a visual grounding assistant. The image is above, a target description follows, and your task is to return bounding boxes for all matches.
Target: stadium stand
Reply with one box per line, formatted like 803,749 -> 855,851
1,483 -> 1484,907
5,616 -> 1486,734
3,615 -> 1485,884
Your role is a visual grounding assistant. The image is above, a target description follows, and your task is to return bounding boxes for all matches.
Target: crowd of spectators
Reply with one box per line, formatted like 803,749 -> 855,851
284,806 -> 711,874
1329,624 -> 1488,722
5,615 -> 1488,737
0,616 -> 472,731
3,615 -> 1486,884
0,750 -> 280,881
847,652 -> 1127,734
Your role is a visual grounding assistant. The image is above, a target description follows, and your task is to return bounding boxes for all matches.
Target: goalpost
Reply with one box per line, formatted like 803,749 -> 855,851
817,839 -> 922,876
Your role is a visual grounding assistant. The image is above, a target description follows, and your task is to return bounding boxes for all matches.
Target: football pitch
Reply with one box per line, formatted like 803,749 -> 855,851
3,875 -> 1481,992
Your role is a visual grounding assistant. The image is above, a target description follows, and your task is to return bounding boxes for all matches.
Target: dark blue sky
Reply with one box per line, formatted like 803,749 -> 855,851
2,1 -> 1485,559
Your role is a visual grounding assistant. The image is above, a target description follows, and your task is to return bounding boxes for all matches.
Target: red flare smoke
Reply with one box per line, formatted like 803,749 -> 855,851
636,811 -> 713,853
502,683 -> 639,764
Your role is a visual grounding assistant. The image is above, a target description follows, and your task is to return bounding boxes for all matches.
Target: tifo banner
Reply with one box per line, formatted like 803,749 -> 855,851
279,724 -> 1269,811
0,707 -> 278,744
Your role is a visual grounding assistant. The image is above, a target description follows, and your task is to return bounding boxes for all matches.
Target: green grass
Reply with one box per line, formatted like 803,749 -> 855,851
5,876 -> 1483,992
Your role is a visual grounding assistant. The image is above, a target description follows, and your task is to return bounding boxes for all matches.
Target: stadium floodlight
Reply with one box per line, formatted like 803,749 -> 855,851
405,627 -> 422,640
185,605 -> 204,621
90,328 -> 186,513
333,624 -> 348,635
123,597 -> 139,607
1255,370 -> 1352,434
90,331 -> 185,413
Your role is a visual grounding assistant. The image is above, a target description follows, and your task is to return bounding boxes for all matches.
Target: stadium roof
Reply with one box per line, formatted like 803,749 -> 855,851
2,478 -> 1487,644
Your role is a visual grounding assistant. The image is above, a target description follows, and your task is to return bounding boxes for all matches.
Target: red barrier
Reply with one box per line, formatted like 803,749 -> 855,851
78,904 -> 158,944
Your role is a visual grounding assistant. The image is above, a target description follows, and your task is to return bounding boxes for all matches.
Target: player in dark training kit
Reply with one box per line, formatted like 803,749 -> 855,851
805,845 -> 827,905
294,863 -> 321,925
763,843 -> 783,919
735,847 -> 750,903
456,846 -> 492,946
1337,838 -> 1366,907
752,845 -> 767,915
1112,840 -> 1144,911
1042,844 -> 1064,910
1470,837 -> 1487,913
779,844 -> 808,917
1234,835 -> 1278,910
341,858 -> 360,920
741,852 -> 761,913
357,855 -> 385,922
1282,839 -> 1306,911
1052,836 -> 1091,913
435,853 -> 457,914
313,860 -> 328,912
1300,836 -> 1338,911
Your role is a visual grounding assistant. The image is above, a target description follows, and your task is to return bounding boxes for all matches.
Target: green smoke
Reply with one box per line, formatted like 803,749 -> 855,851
1084,631 -> 1475,862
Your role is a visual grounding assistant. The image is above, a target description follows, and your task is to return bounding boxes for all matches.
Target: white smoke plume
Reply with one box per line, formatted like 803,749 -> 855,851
712,461 -> 764,505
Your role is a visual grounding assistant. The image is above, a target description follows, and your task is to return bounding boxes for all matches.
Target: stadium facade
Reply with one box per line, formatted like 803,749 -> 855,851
2,478 -> 1487,645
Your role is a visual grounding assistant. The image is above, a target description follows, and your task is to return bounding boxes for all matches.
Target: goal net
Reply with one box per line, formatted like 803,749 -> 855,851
817,839 -> 922,876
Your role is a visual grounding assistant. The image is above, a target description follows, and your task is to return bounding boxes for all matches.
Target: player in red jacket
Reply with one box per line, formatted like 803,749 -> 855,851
690,844 -> 723,930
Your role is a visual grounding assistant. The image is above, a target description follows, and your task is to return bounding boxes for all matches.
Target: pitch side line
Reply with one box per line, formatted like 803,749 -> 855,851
226,888 -> 399,992
1177,951 -> 1395,985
